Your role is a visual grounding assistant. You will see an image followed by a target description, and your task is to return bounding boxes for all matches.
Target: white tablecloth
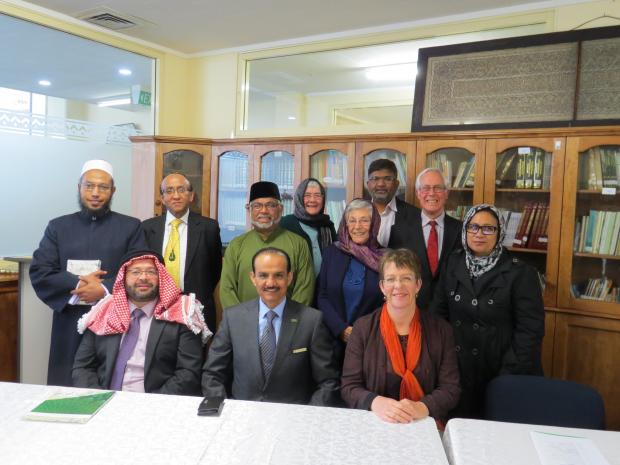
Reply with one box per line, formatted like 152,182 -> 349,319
443,418 -> 620,465
0,382 -> 448,465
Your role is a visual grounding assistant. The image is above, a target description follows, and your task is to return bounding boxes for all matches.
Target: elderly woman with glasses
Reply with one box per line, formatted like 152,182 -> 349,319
280,178 -> 337,277
430,204 -> 545,418
316,199 -> 385,366
341,248 -> 460,426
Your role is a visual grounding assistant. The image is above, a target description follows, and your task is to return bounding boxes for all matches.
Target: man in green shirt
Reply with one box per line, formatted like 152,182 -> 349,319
219,181 -> 315,310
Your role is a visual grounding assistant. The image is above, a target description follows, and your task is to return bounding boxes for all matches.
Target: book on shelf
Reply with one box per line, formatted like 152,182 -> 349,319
580,146 -> 620,190
578,277 -> 619,302
447,205 -> 472,221
498,147 -> 550,189
495,151 -> 517,187
511,202 -> 549,249
24,390 -> 115,424
575,210 -> 620,255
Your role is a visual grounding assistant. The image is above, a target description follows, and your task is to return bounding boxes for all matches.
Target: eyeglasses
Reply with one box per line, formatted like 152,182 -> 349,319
418,185 -> 447,193
382,275 -> 417,286
346,218 -> 371,226
247,201 -> 280,211
368,175 -> 396,183
163,186 -> 190,195
303,193 -> 323,199
126,269 -> 158,278
466,223 -> 498,235
81,182 -> 112,192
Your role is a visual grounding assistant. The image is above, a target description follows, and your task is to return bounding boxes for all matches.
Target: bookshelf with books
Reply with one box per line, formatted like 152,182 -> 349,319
416,139 -> 485,220
559,137 -> 620,313
485,138 -> 565,307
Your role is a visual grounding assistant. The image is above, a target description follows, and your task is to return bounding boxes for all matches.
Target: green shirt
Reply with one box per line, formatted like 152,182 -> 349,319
219,227 -> 316,309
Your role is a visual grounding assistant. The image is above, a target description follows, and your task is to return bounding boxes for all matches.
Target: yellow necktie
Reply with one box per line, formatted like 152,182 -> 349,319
164,218 -> 182,287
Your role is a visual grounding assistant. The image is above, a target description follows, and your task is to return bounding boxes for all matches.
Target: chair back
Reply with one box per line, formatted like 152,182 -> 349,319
484,375 -> 605,430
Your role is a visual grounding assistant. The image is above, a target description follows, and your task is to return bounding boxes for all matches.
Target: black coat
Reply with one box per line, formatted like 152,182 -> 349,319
142,212 -> 222,331
389,205 -> 462,310
430,249 -> 545,418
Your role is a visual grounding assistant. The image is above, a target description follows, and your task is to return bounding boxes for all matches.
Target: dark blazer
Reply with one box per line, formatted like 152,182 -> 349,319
316,245 -> 383,339
142,211 -> 222,330
72,319 -> 204,395
341,308 -> 460,423
202,298 -> 340,406
430,249 -> 545,418
389,206 -> 462,310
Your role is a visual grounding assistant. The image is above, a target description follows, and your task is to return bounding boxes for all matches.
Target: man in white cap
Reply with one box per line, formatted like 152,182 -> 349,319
30,159 -> 146,387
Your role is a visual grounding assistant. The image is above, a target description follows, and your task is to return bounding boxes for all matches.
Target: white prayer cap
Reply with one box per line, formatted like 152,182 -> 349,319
81,159 -> 113,178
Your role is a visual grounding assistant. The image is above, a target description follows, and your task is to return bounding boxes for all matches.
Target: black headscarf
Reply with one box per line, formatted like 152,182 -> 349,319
293,178 -> 334,252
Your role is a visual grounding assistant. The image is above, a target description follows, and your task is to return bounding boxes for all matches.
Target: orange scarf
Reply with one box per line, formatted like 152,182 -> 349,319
379,303 -> 424,401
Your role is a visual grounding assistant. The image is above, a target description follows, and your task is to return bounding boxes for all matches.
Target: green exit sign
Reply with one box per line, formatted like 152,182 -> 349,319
138,90 -> 151,106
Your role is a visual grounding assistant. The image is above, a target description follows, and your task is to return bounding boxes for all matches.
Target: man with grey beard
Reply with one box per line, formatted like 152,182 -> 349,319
219,181 -> 315,309
30,159 -> 146,387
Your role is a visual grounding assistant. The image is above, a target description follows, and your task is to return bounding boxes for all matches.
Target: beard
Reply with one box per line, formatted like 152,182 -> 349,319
78,193 -> 112,218
126,281 -> 159,303
251,215 -> 280,231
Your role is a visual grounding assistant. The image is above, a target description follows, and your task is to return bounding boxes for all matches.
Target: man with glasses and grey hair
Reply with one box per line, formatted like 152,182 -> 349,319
389,167 -> 462,310
219,181 -> 315,310
30,159 -> 146,387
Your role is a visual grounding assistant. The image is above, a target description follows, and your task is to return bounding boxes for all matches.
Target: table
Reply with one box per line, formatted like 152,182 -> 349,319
0,382 -> 449,465
443,418 -> 620,465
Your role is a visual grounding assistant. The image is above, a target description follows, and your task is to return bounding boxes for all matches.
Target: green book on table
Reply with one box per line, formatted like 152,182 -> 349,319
24,391 -> 115,424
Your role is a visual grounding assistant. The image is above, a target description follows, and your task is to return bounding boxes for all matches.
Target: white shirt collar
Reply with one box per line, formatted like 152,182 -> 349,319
165,208 -> 190,226
421,210 -> 445,228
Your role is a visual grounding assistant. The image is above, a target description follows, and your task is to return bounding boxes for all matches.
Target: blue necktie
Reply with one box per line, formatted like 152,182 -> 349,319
109,309 -> 145,390
260,310 -> 277,382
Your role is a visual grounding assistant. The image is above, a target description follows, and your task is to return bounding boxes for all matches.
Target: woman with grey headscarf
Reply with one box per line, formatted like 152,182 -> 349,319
430,204 -> 544,419
280,178 -> 337,276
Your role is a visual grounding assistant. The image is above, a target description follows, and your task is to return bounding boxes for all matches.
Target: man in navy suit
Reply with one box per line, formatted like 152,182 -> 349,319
202,247 -> 340,406
142,173 -> 222,330
389,168 -> 462,310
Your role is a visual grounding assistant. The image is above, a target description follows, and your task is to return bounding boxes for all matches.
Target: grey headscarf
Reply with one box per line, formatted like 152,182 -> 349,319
462,204 -> 506,279
293,178 -> 334,253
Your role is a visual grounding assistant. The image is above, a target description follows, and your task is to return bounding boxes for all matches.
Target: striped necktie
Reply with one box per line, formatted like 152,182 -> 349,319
260,310 -> 277,382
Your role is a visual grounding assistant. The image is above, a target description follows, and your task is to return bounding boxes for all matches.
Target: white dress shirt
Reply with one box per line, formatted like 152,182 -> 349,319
376,196 -> 398,247
421,211 -> 446,258
162,209 -> 190,291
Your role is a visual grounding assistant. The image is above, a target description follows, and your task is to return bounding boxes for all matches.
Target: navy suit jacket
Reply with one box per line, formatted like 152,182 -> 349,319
316,245 -> 383,339
142,211 -> 222,331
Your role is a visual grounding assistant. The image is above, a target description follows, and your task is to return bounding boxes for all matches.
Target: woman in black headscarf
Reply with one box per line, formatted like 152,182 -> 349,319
430,204 -> 545,418
280,178 -> 337,276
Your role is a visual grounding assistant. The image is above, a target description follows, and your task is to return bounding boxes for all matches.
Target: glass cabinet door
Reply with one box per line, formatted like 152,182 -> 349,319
363,149 -> 407,201
310,149 -> 347,229
217,151 -> 249,245
485,138 -> 565,307
560,140 -> 620,311
260,150 -> 295,215
423,147 -> 477,220
162,149 -> 203,214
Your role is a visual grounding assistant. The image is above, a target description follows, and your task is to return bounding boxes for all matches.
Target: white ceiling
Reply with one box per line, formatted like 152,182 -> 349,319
21,0 -> 584,54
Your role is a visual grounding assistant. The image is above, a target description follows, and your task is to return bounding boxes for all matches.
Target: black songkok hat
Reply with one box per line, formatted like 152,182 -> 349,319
249,181 -> 281,202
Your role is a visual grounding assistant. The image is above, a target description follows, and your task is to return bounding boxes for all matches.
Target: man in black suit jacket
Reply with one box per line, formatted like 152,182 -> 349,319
72,250 -> 207,395
389,168 -> 462,310
366,158 -> 421,247
202,247 -> 340,406
142,173 -> 222,330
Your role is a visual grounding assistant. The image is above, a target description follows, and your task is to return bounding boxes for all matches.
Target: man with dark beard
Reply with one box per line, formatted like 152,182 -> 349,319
30,160 -> 146,387
219,181 -> 315,310
73,251 -> 207,395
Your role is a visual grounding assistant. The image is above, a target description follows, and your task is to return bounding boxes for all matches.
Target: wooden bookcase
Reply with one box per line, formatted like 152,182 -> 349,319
131,127 -> 620,428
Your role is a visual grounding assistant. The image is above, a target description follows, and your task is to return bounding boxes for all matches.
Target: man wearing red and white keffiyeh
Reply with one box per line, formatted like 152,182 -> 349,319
72,251 -> 211,395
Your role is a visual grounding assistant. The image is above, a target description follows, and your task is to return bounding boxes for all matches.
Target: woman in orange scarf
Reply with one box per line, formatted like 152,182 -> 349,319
341,248 -> 460,425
